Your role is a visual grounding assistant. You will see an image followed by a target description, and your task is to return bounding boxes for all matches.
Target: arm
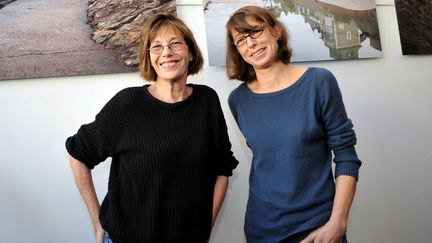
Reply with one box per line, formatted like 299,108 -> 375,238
301,175 -> 357,243
210,89 -> 238,227
70,156 -> 105,243
301,69 -> 360,243
211,176 -> 229,227
206,176 -> 229,243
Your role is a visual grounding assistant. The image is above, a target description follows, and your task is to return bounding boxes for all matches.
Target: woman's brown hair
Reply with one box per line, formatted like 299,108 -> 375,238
139,13 -> 203,81
226,5 -> 292,83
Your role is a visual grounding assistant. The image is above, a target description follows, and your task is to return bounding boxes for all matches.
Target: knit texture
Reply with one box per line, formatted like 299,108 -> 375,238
66,84 -> 238,243
228,67 -> 361,243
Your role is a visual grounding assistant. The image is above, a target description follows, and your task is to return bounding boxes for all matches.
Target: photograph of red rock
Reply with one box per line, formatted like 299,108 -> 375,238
204,0 -> 382,66
0,0 -> 176,80
394,0 -> 432,55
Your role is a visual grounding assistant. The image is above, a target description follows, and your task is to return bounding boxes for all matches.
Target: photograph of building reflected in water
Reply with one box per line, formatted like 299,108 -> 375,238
203,0 -> 382,66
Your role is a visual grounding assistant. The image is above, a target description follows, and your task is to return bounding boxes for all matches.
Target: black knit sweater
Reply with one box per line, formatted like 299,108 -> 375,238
66,84 -> 238,243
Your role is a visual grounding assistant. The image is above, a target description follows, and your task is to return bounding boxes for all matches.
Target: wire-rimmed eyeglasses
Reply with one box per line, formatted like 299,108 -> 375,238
232,28 -> 264,47
148,41 -> 185,54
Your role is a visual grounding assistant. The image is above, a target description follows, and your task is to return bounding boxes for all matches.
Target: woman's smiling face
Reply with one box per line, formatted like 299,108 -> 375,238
231,17 -> 280,70
149,28 -> 191,83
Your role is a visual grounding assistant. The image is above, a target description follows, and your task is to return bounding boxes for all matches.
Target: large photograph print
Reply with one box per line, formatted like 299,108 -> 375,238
204,0 -> 382,66
394,0 -> 432,55
0,0 -> 176,80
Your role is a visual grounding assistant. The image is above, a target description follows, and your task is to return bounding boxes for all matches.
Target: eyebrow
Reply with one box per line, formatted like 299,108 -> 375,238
233,26 -> 263,38
233,32 -> 247,39
151,37 -> 182,44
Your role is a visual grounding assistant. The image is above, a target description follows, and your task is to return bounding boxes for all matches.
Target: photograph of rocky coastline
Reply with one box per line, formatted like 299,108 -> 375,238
204,0 -> 382,66
0,0 -> 176,81
395,0 -> 432,55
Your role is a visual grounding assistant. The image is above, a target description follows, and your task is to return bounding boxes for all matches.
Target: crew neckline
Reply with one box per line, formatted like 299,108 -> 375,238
242,67 -> 312,97
143,83 -> 196,106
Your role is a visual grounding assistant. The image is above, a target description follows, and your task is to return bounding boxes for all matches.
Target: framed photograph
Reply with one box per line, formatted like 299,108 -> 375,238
0,0 -> 176,80
394,0 -> 432,55
204,0 -> 382,66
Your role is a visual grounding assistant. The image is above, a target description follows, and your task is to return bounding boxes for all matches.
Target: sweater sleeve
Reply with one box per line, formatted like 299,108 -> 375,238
65,90 -> 126,169
316,68 -> 362,180
213,91 -> 239,176
228,90 -> 238,125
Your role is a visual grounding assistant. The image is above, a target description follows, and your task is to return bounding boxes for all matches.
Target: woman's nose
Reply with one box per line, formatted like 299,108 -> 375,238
161,45 -> 174,56
246,36 -> 257,48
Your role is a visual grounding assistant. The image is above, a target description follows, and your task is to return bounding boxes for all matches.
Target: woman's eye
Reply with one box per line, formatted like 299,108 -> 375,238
236,38 -> 245,45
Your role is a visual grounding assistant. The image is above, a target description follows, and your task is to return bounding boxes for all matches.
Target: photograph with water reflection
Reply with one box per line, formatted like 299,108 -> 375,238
203,0 -> 382,66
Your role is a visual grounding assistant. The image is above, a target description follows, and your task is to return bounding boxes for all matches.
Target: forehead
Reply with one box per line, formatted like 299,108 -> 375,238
231,16 -> 264,36
150,26 -> 184,42
243,16 -> 263,26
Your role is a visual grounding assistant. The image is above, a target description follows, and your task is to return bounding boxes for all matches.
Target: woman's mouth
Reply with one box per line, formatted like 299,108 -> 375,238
251,47 -> 265,57
160,60 -> 179,68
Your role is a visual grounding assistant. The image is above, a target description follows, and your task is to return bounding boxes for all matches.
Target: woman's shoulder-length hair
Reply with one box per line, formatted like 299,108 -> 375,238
139,13 -> 204,81
226,5 -> 292,83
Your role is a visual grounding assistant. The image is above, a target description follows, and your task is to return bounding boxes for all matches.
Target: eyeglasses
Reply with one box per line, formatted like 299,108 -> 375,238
232,28 -> 264,47
148,41 -> 185,54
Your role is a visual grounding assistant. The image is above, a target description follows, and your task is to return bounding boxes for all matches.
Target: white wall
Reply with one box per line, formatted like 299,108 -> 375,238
1,3 -> 431,243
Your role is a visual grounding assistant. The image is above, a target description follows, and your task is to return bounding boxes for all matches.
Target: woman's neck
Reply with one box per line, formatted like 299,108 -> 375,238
149,80 -> 192,103
249,63 -> 307,93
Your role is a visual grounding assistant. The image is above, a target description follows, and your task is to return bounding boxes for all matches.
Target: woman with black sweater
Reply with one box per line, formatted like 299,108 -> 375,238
66,13 -> 238,243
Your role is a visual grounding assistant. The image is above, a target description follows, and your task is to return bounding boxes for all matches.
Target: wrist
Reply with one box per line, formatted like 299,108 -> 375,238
328,215 -> 348,231
93,221 -> 103,232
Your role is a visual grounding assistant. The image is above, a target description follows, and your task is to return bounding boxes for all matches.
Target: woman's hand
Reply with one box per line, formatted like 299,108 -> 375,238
95,224 -> 105,243
300,220 -> 346,243
301,175 -> 356,243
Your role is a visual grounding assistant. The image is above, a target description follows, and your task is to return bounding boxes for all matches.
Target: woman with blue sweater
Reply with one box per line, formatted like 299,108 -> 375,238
225,6 -> 361,243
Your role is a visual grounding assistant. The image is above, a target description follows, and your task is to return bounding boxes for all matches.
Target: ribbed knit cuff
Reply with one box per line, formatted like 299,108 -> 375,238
335,162 -> 360,180
65,136 -> 96,169
334,146 -> 361,180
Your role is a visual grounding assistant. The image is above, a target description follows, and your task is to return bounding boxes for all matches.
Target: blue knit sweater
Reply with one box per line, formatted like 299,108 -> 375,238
228,67 -> 361,243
